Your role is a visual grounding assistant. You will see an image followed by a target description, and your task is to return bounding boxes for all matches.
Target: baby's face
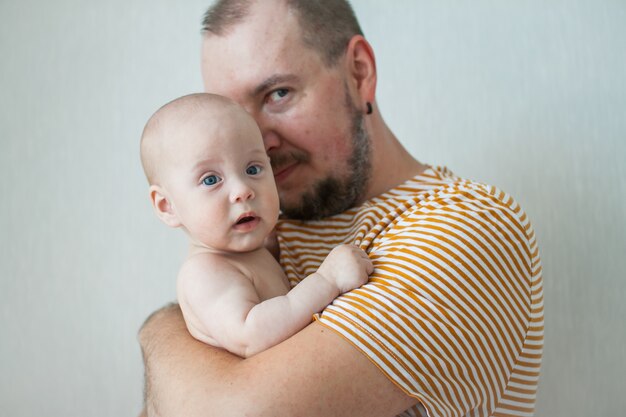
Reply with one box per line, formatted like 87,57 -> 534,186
160,106 -> 279,253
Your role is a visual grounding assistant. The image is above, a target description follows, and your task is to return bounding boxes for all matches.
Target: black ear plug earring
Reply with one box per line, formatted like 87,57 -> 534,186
366,102 -> 373,115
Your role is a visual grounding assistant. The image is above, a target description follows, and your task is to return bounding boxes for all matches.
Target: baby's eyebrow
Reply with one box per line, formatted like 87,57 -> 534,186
191,157 -> 219,173
248,149 -> 270,159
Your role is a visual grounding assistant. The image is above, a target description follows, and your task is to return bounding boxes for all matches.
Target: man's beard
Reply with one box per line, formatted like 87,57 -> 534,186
279,95 -> 372,220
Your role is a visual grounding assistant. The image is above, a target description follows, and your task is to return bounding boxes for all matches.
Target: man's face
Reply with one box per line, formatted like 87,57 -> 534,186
200,1 -> 370,219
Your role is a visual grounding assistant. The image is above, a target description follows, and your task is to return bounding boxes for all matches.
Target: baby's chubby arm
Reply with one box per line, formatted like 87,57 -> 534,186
178,245 -> 372,358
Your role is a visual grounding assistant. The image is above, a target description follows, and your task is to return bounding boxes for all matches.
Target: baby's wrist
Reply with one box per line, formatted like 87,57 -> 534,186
313,272 -> 341,298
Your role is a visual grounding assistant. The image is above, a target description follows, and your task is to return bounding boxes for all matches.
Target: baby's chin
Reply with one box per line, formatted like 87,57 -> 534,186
189,238 -> 266,256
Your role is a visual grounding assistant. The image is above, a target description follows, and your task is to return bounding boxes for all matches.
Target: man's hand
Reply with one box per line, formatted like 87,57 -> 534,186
139,304 -> 244,416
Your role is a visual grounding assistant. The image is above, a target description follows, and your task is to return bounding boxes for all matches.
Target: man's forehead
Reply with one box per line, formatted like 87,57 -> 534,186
200,3 -> 309,95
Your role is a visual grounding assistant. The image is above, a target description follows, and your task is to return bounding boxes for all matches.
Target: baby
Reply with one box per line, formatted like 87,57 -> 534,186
140,93 -> 372,357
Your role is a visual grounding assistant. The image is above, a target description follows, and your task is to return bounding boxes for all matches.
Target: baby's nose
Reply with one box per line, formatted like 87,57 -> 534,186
231,179 -> 255,203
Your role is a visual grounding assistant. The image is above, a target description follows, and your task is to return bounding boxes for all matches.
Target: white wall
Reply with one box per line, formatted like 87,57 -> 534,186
1,1 -> 624,416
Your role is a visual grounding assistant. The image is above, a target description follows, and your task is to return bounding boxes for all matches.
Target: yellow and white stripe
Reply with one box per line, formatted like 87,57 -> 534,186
277,166 -> 544,417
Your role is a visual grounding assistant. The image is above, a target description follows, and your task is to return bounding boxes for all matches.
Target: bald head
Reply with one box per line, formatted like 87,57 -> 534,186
140,93 -> 249,185
202,0 -> 363,67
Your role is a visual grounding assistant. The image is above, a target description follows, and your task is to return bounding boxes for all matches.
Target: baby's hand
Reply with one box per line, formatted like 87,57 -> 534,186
317,244 -> 373,294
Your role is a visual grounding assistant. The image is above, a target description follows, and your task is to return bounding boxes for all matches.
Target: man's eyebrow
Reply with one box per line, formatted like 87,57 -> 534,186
252,74 -> 299,97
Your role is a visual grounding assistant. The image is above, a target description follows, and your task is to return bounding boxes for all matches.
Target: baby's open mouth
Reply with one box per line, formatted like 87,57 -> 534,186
236,216 -> 256,225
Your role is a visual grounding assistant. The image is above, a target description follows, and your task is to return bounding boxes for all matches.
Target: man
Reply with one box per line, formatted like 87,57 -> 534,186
138,1 -> 544,416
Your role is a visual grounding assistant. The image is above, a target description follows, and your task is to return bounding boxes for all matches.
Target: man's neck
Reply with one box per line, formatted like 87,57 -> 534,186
362,121 -> 428,203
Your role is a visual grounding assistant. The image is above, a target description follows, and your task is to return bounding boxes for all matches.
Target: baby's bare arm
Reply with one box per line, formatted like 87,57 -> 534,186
178,254 -> 271,356
179,246 -> 372,357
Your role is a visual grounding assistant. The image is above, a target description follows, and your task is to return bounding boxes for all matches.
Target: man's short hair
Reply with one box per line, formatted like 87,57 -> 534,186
202,0 -> 364,66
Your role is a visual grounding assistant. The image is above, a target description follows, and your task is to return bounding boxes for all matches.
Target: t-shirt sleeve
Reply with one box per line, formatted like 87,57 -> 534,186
315,184 -> 538,417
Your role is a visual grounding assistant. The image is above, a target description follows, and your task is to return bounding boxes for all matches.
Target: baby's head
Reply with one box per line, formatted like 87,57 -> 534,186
140,93 -> 279,253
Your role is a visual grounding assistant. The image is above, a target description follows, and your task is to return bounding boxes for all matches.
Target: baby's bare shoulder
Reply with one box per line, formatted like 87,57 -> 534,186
178,252 -> 250,287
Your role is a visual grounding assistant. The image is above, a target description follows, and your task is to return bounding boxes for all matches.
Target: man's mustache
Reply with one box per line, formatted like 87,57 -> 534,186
269,151 -> 309,172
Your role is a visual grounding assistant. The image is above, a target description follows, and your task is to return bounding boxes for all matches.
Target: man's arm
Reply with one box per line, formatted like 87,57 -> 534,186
139,304 -> 418,417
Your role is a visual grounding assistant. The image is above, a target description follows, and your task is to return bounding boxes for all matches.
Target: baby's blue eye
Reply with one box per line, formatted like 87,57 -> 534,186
202,174 -> 221,186
246,165 -> 262,176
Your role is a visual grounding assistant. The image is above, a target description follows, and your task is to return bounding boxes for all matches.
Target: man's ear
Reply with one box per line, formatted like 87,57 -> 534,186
345,35 -> 377,110
149,185 -> 181,228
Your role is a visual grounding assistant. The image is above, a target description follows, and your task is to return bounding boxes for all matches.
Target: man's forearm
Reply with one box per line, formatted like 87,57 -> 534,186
138,304 -> 416,417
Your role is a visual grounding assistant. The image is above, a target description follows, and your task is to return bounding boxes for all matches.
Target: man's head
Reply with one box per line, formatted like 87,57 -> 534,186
140,93 -> 280,253
202,0 -> 363,67
200,0 -> 377,220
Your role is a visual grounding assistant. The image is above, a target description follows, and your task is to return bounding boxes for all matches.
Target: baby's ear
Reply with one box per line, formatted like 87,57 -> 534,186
149,185 -> 181,228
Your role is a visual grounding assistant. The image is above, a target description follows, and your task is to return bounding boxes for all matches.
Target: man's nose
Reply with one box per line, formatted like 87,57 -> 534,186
253,112 -> 280,153
261,130 -> 281,153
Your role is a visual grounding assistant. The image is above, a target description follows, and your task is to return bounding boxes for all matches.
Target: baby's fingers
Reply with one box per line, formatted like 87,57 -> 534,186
354,248 -> 373,275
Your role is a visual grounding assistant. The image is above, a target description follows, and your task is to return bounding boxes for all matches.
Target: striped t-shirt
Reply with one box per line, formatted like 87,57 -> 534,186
276,166 -> 544,417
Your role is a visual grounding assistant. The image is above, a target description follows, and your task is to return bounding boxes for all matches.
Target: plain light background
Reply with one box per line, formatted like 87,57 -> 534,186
1,1 -> 624,416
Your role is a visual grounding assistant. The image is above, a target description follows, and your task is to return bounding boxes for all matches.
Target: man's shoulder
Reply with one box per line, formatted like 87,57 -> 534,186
366,167 -> 536,255
375,166 -> 529,225
373,166 -> 501,204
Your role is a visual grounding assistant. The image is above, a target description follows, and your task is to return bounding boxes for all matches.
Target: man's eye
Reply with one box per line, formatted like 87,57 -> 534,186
246,165 -> 262,176
202,174 -> 221,186
268,88 -> 289,102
